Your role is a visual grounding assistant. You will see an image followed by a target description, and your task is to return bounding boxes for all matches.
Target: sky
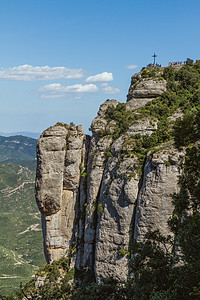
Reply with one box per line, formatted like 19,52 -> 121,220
0,0 -> 200,136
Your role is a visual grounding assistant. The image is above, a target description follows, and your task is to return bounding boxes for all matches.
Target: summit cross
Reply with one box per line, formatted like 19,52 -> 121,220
152,53 -> 157,65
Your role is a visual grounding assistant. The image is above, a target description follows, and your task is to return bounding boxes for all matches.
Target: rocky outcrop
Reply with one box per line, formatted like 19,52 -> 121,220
35,69 -> 181,283
126,70 -> 167,110
128,78 -> 167,100
35,124 -> 86,263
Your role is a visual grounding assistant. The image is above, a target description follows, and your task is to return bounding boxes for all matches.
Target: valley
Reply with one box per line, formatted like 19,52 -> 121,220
0,138 -> 45,296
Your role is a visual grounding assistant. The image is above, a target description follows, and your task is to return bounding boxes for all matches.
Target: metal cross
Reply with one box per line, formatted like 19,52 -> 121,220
152,53 -> 157,65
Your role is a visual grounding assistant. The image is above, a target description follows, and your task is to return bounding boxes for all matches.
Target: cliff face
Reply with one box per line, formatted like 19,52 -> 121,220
35,68 -> 183,282
126,70 -> 167,110
35,124 -> 86,262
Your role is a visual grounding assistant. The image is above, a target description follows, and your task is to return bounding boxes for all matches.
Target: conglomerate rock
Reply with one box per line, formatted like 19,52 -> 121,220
35,123 -> 86,263
126,71 -> 167,110
94,155 -> 139,282
134,141 -> 184,241
35,70 -> 182,283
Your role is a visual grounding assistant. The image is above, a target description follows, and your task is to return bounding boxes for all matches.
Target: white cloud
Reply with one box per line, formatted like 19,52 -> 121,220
100,82 -> 109,87
85,72 -> 113,82
125,65 -> 138,70
38,83 -> 98,98
0,64 -> 84,81
102,86 -> 120,94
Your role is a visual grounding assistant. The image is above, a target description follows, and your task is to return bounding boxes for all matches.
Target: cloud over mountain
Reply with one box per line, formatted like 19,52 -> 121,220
0,65 -> 84,81
85,72 -> 114,82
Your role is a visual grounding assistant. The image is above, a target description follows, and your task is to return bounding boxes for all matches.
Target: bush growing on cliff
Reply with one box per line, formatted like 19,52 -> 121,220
72,278 -> 126,300
6,255 -> 75,299
173,110 -> 200,148
105,103 -> 136,140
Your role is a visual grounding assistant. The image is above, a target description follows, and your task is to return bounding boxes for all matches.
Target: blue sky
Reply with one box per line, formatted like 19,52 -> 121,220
0,0 -> 200,136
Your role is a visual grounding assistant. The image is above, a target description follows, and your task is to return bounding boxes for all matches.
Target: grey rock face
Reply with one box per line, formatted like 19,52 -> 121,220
134,141 -> 184,241
82,100 -> 118,269
126,70 -> 167,110
127,118 -> 157,136
128,79 -> 167,100
35,124 -> 86,263
35,73 -> 183,283
95,155 -> 139,282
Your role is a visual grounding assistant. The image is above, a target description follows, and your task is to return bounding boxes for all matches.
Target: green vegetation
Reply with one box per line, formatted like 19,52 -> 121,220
81,172 -> 87,178
97,203 -> 103,214
104,103 -> 135,140
140,65 -> 162,79
0,161 -> 45,296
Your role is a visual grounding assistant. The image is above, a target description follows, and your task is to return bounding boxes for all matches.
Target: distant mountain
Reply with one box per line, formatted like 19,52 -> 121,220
0,132 -> 40,139
0,135 -> 37,161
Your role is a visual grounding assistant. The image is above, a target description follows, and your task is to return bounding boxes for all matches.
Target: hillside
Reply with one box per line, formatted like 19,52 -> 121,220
0,135 -> 37,161
0,147 -> 45,295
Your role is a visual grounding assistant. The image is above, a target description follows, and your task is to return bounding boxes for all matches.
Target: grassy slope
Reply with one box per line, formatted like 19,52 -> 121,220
0,161 -> 45,296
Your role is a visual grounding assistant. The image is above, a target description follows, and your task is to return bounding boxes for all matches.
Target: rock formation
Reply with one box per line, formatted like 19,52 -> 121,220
35,124 -> 86,262
35,67 -> 183,283
126,70 -> 167,110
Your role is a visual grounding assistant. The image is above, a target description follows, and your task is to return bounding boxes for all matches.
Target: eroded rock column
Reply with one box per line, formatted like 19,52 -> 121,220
82,100 -> 119,269
35,124 -> 85,263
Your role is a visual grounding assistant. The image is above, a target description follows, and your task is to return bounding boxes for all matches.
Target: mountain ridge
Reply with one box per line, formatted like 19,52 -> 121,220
0,135 -> 37,161
0,132 -> 40,139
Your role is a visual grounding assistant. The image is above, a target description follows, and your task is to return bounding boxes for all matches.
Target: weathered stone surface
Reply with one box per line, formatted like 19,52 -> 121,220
35,72 -> 185,284
128,79 -> 167,100
35,126 -> 68,215
127,118 -> 157,136
82,100 -> 116,268
110,118 -> 157,157
36,124 -> 86,263
95,155 -> 139,282
97,99 -> 119,117
134,141 -> 184,241
126,72 -> 166,110
91,99 -> 118,135
74,135 -> 90,271
126,98 -> 155,110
